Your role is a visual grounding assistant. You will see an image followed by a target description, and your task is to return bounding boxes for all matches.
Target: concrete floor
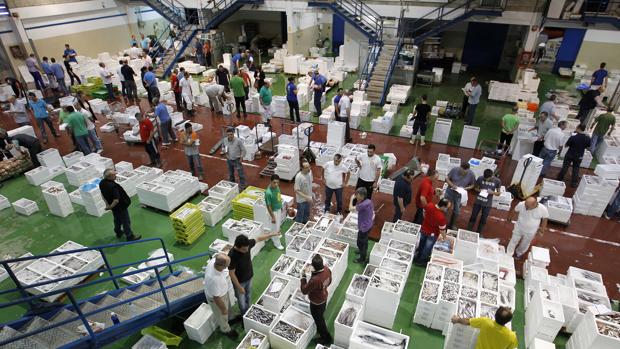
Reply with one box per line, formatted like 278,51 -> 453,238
0,69 -> 617,348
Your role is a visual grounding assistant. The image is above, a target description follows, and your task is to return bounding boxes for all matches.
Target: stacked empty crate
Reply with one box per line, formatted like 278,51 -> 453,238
170,203 -> 205,245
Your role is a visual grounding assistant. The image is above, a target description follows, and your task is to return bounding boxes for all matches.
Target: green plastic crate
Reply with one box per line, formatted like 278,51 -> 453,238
141,326 -> 182,347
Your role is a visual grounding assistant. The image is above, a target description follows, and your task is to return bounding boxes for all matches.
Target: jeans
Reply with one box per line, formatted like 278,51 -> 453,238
234,278 -> 252,316
227,158 -> 246,188
413,207 -> 424,224
105,83 -> 115,100
393,203 -> 404,223
576,107 -> 592,124
35,117 -> 57,141
288,100 -> 300,122
125,80 -> 138,102
145,139 -> 160,165
357,230 -> 369,262
87,129 -> 102,151
499,132 -> 513,150
310,302 -> 332,344
590,133 -> 604,154
468,203 -> 491,235
414,233 -> 438,265
507,229 -> 536,257
160,119 -> 176,144
174,91 -> 183,110
30,71 -> 45,90
557,154 -> 582,186
539,147 -> 557,177
465,103 -> 478,125
56,77 -> 68,94
355,178 -> 375,202
112,207 -> 133,238
234,96 -> 247,118
26,143 -> 42,167
324,186 -> 343,213
120,80 -> 127,96
295,201 -> 310,224
148,85 -> 161,103
313,90 -> 322,115
187,154 -> 203,176
445,188 -> 462,229
75,135 -> 92,155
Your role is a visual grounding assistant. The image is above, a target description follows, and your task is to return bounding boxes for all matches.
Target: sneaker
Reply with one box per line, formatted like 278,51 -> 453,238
115,232 -> 123,239
409,139 -> 415,145
274,243 -> 284,251
162,142 -> 171,146
96,149 -> 103,154
198,175 -> 204,180
603,212 -> 611,220
127,234 -> 142,241
420,141 -> 426,146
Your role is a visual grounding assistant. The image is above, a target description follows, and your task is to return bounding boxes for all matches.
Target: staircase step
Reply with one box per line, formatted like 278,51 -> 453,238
117,289 -> 163,311
97,295 -> 143,321
0,326 -> 44,349
47,309 -> 83,336
79,302 -> 115,328
18,316 -> 80,348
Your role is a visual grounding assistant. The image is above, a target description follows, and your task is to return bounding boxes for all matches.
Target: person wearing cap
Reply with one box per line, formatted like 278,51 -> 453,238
223,128 -> 246,189
0,128 -> 42,166
181,123 -> 203,180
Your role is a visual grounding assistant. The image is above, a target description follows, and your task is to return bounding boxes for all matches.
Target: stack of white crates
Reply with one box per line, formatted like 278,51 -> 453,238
371,111 -> 394,134
349,321 -> 409,349
0,195 -> 10,211
594,163 -> 620,179
566,311 -> 620,349
386,84 -> 411,104
208,180 -> 239,212
275,144 -> 300,181
65,162 -> 99,187
36,148 -> 65,169
491,186 -> 513,211
326,121 -> 346,148
573,175 -> 619,217
24,167 -> 53,186
42,184 -> 74,217
436,153 -> 461,181
62,151 -> 84,167
511,154 -> 543,198
80,179 -> 107,217
115,170 -> 141,197
467,157 -> 497,179
198,196 -> 229,226
540,179 -> 566,197
115,161 -> 134,173
543,195 -> 573,224
136,170 -> 200,212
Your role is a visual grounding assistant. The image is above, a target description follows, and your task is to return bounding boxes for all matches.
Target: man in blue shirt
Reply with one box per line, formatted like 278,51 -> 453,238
140,33 -> 150,53
27,92 -> 58,143
63,44 -> 78,63
50,58 -> 68,95
310,70 -> 327,117
143,66 -> 160,105
231,50 -> 244,75
591,62 -> 608,88
286,77 -> 300,122
153,97 -> 176,146
333,88 -> 343,118
41,57 -> 54,82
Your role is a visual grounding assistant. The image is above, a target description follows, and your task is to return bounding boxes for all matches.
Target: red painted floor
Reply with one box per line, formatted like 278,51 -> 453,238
1,96 -> 619,300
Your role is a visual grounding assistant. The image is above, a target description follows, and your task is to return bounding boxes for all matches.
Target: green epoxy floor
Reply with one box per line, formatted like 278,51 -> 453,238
0,175 -> 572,349
0,69 -> 580,348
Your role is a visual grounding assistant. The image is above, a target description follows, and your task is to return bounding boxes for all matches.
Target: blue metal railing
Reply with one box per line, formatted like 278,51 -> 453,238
333,0 -> 383,39
358,42 -> 381,89
379,34 -> 403,105
144,0 -> 188,26
0,238 -> 210,347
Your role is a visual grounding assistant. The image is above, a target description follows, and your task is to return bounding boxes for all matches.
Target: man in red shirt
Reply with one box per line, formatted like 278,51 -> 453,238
136,112 -> 161,167
170,68 -> 182,111
414,169 -> 438,224
413,198 -> 450,266
300,254 -> 333,346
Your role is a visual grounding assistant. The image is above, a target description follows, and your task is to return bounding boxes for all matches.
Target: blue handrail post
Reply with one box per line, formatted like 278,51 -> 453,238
160,240 -> 174,274
66,291 -> 98,347
99,248 -> 121,290
153,268 -> 172,313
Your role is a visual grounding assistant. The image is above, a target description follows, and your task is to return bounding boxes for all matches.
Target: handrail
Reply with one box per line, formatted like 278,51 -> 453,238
335,0 -> 383,38
147,0 -> 187,26
379,34 -> 403,105
0,252 -> 211,347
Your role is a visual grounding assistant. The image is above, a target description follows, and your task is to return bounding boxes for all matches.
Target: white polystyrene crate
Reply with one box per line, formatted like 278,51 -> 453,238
132,334 -> 166,349
236,330 -> 269,349
334,300 -> 363,348
25,166 -> 52,186
183,303 -> 217,344
62,151 -> 84,167
115,161 -> 134,173
0,195 -> 10,210
12,198 -> 39,216
36,148 -> 65,168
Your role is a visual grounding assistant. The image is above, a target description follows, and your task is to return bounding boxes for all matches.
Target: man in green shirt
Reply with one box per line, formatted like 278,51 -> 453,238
259,80 -> 273,126
264,174 -> 284,250
229,70 -> 247,120
498,104 -> 520,153
590,107 -> 616,154
65,105 -> 92,155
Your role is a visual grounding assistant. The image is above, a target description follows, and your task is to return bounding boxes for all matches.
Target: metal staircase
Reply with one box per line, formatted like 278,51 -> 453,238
0,238 -> 210,348
144,0 -> 263,78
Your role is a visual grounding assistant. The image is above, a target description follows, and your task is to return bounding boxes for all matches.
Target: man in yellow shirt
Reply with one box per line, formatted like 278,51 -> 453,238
451,306 -> 518,349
